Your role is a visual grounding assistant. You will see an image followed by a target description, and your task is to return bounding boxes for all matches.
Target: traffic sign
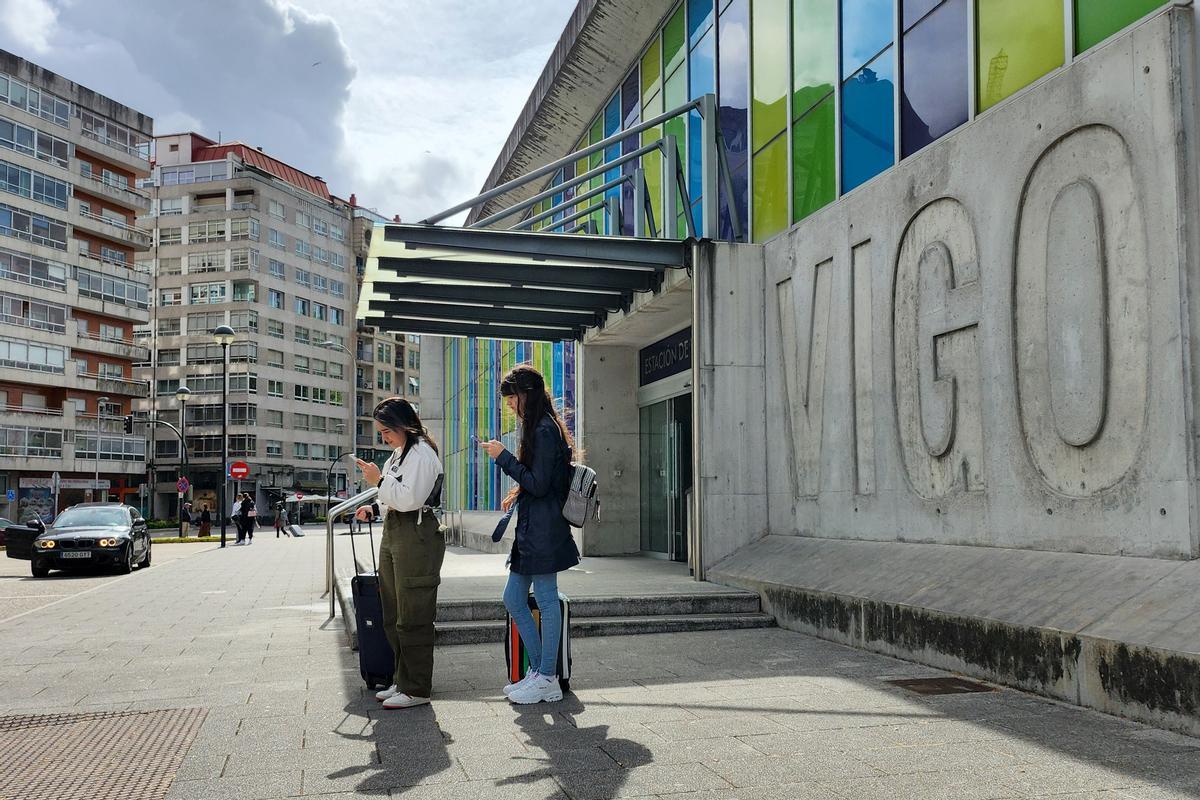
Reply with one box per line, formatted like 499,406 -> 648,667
5,489 -> 14,502
229,461 -> 249,479
295,492 -> 304,501
177,476 -> 190,494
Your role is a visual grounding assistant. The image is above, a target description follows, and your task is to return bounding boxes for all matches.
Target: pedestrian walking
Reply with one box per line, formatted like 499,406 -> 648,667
198,505 -> 212,537
232,494 -> 245,544
247,500 -> 257,543
180,501 -> 192,538
480,364 -> 579,705
238,494 -> 255,544
353,397 -> 444,710
275,502 -> 287,537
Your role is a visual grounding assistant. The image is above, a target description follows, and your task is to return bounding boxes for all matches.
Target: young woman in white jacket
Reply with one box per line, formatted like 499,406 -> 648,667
353,397 -> 444,709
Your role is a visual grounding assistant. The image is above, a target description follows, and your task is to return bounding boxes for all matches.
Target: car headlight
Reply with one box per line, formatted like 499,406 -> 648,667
99,538 -> 122,547
35,539 -> 55,549
98,538 -> 109,547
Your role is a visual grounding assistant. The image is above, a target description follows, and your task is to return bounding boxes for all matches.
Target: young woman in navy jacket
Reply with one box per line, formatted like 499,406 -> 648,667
480,364 -> 579,704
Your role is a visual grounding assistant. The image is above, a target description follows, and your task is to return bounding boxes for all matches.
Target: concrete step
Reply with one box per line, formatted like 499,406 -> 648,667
435,591 -> 762,622
435,611 -> 776,646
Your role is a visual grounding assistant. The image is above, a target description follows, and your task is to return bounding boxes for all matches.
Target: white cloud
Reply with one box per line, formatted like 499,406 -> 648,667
0,0 -> 574,223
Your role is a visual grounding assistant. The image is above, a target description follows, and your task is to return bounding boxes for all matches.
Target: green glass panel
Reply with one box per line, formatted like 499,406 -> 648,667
792,95 -> 835,222
664,66 -> 688,199
643,126 -> 664,232
752,0 -> 790,151
792,0 -> 837,119
752,133 -> 788,241
664,5 -> 687,77
1075,0 -> 1163,53
977,0 -> 1064,112
641,39 -> 662,102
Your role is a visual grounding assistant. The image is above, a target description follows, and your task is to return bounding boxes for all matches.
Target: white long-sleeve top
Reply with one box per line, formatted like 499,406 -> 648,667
374,439 -> 442,515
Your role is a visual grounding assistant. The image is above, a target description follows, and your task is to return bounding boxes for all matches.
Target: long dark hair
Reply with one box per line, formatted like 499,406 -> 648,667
373,397 -> 439,455
499,365 -> 577,505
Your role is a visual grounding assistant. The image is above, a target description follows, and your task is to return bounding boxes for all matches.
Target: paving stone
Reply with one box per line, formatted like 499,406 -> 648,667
555,763 -> 730,799
704,752 -> 880,787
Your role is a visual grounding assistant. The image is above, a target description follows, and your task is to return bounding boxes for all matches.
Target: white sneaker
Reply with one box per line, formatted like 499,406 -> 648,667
503,669 -> 538,697
382,692 -> 430,709
375,684 -> 399,702
508,673 -> 562,705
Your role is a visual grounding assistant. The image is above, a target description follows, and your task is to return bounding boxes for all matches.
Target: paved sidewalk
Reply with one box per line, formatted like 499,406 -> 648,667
0,532 -> 1198,799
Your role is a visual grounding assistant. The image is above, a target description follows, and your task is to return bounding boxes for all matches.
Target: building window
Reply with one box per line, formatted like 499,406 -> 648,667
294,355 -> 310,374
187,310 -> 225,334
0,337 -> 65,372
295,240 -> 312,260
978,0 -> 1064,111
189,219 -> 226,243
312,302 -> 326,322
0,245 -> 67,290
0,159 -> 69,208
188,251 -> 226,273
265,410 -> 284,427
268,258 -> 285,278
266,439 -> 283,456
0,116 -> 70,168
294,325 -> 310,345
230,309 -> 258,332
157,318 -> 181,336
231,281 -> 256,303
159,288 -> 182,306
159,227 -> 182,245
295,268 -> 311,287
267,319 -> 284,339
294,441 -> 309,459
230,218 -> 260,242
268,228 -> 285,249
230,248 -> 258,272
268,199 -> 285,220
157,348 -> 180,366
268,379 -> 284,397
266,349 -> 283,368
295,210 -> 310,229
330,225 -> 344,242
0,75 -> 70,126
294,297 -> 309,316
189,282 -> 226,304
158,197 -> 183,216
268,288 -> 284,309
330,308 -> 344,326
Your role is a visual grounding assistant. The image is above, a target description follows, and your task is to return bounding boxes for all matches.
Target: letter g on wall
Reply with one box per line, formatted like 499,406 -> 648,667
893,198 -> 985,499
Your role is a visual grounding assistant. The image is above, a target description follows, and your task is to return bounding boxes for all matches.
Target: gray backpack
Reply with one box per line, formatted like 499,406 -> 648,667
562,464 -> 600,528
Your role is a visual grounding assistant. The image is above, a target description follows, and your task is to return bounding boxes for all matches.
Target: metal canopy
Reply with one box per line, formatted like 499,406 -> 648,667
358,222 -> 691,342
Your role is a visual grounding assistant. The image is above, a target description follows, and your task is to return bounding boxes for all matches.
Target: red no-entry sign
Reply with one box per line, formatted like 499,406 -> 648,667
229,461 -> 249,479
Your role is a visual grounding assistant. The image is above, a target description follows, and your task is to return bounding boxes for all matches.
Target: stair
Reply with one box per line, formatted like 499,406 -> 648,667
434,591 -> 775,646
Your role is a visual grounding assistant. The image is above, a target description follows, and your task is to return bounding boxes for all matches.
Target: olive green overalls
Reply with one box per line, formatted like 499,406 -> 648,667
377,508 -> 445,698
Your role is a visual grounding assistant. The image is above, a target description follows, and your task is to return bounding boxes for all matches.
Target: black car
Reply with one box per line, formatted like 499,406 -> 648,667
5,503 -> 151,578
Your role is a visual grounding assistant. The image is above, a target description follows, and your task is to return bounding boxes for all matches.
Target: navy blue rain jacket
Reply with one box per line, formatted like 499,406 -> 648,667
496,414 -> 580,575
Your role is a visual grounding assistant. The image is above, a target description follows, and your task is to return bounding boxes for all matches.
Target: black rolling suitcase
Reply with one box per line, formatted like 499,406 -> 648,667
350,520 -> 394,689
505,591 -> 572,692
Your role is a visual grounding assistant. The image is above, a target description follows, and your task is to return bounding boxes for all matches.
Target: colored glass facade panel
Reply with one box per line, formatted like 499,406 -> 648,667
977,0 -> 1064,112
792,95 -> 835,222
1076,0 -> 1164,53
443,338 -> 575,512
689,23 -> 716,233
841,49 -> 895,192
901,0 -> 969,157
752,133 -> 788,241
751,0 -> 789,151
689,0 -> 716,46
793,0 -> 837,117
664,6 -> 687,77
842,0 -> 895,78
718,0 -> 749,240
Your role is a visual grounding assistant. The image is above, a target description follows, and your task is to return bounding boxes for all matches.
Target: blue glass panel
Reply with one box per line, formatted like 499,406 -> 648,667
901,0 -> 967,157
718,0 -> 749,240
689,0 -> 716,47
841,47 -> 895,192
689,29 -> 716,228
841,0 -> 895,79
621,69 -> 640,235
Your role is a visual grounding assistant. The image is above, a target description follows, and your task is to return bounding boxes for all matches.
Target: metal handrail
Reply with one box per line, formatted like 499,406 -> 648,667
327,486 -> 377,618
421,97 -> 706,225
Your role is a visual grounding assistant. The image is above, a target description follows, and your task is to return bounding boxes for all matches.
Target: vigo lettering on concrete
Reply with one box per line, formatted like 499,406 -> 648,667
1014,125 -> 1148,497
893,199 -> 984,498
777,259 -> 833,498
851,240 -> 876,496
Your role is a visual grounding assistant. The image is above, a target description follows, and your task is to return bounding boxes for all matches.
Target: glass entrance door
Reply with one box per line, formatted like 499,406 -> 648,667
639,393 -> 692,562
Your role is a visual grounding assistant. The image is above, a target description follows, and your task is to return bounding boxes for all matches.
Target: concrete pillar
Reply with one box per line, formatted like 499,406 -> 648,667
578,344 -> 640,556
421,336 -> 445,456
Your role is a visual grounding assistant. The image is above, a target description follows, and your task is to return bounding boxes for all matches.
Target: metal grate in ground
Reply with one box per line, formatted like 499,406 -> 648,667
0,707 -> 206,800
886,676 -> 996,695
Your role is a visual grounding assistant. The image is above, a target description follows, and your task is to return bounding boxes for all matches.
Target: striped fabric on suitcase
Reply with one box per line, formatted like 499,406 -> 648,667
505,592 -> 572,691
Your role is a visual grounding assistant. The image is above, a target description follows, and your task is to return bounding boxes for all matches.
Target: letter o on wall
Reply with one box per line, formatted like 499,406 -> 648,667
1013,125 -> 1149,497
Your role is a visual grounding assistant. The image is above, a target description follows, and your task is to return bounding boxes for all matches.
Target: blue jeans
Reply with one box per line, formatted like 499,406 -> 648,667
503,571 -> 561,677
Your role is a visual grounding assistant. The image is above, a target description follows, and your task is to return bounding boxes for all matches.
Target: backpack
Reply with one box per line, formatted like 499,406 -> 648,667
562,463 -> 600,527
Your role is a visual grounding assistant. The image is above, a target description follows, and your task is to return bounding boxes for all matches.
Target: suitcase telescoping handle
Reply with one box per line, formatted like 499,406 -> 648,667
347,512 -> 378,577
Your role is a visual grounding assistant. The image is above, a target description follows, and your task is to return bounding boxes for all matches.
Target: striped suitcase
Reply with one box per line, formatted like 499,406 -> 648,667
505,592 -> 572,692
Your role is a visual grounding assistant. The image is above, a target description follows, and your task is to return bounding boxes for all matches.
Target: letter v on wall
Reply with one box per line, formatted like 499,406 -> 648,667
777,259 -> 833,498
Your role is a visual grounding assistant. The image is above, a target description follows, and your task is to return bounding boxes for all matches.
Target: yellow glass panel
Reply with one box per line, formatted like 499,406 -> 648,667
977,0 -> 1065,111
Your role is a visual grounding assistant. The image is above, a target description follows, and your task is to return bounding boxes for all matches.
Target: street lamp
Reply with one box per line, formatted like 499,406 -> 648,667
212,325 -> 236,548
175,385 -> 191,512
94,396 -> 110,502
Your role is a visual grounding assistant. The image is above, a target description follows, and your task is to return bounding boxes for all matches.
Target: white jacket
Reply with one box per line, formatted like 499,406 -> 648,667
375,439 -> 442,517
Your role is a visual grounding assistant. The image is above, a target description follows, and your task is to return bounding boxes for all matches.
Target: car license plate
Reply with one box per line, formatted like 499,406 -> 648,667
61,551 -> 91,559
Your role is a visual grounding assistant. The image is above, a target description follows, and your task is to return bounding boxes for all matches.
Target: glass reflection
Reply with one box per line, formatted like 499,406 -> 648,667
793,0 -> 837,117
842,48 -> 895,192
901,0 -> 967,156
718,0 -> 749,240
841,0 -> 895,78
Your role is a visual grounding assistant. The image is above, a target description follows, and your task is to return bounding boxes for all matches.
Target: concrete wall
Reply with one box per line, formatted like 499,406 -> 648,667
695,242 -> 770,570
700,7 -> 1200,564
578,344 -> 641,556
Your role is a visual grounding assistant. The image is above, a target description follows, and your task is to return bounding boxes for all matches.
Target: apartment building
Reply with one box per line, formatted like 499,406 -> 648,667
136,134 -> 354,518
348,198 -> 420,467
0,50 -> 153,523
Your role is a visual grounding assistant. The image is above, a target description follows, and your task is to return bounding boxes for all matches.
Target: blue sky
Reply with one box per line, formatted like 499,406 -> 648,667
0,0 -> 576,221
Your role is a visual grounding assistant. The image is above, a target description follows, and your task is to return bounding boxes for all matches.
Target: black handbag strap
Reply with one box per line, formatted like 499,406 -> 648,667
367,517 -> 378,575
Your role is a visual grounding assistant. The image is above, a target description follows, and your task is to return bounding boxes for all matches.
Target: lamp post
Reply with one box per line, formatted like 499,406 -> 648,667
212,325 -> 236,548
94,396 -> 109,502
175,385 -> 191,513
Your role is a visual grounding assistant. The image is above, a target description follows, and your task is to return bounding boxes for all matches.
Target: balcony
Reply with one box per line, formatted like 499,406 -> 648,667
356,380 -> 374,391
74,206 -> 152,250
76,170 -> 150,212
74,369 -> 149,398
72,113 -> 152,173
75,328 -> 151,361
355,435 -> 374,447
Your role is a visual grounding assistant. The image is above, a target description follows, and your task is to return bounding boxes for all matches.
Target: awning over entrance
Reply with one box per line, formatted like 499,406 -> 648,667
357,223 -> 691,342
